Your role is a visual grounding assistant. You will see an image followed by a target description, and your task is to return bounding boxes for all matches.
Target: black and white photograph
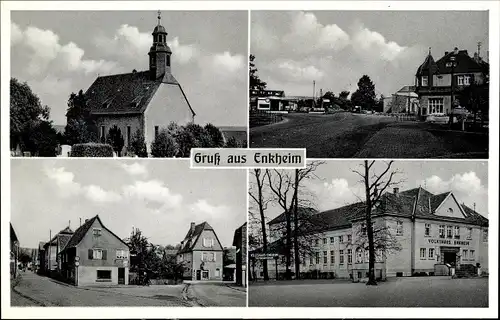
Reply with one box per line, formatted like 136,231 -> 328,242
10,159 -> 247,307
248,160 -> 489,307
10,10 -> 248,158
249,11 -> 490,158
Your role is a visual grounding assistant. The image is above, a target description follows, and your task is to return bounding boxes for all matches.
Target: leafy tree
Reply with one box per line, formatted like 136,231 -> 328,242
130,128 -> 148,158
204,123 -> 225,147
351,75 -> 376,111
175,123 -> 212,157
64,90 -> 97,145
459,81 -> 489,126
249,54 -> 267,90
10,78 -> 59,155
106,125 -> 125,157
151,128 -> 178,157
125,229 -> 159,281
338,91 -> 350,100
18,248 -> 32,266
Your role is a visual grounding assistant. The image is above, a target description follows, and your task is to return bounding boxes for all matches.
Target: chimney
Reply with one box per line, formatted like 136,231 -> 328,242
190,222 -> 196,233
474,52 -> 479,62
393,187 -> 399,195
445,51 -> 449,56
85,219 -> 88,223
453,47 -> 459,55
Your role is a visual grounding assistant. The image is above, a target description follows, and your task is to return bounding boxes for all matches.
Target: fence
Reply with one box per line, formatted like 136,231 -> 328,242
389,113 -> 418,122
250,110 -> 284,128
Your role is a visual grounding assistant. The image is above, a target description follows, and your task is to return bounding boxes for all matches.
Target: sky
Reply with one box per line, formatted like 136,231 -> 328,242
11,159 -> 247,249
251,11 -> 489,98
250,160 -> 489,223
10,11 -> 248,127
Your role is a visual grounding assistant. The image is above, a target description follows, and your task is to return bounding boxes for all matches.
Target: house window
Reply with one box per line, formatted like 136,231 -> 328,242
315,252 -> 320,264
470,250 -> 475,260
330,237 -> 335,243
457,75 -> 471,86
330,250 -> 335,264
202,270 -> 209,279
116,250 -> 128,259
356,248 -> 363,263
396,221 -> 403,235
421,76 -> 428,86
339,250 -> 344,265
166,55 -> 171,67
467,228 -> 473,240
446,225 -> 453,239
376,249 -> 384,262
483,229 -> 488,242
429,98 -> 444,114
89,249 -> 105,260
93,228 -> 102,237
420,248 -> 426,259
215,268 -> 220,277
323,238 -> 327,245
96,270 -> 111,280
202,252 -> 215,262
339,235 -> 344,243
425,224 -> 431,237
323,251 -> 327,264
347,249 -> 352,264
428,248 -> 435,259
439,225 -> 445,238
127,126 -> 131,146
203,238 -> 214,248
454,226 -> 460,239
361,223 -> 367,236
100,126 -> 105,142
462,249 -> 468,261
154,126 -> 159,140
347,234 -> 352,243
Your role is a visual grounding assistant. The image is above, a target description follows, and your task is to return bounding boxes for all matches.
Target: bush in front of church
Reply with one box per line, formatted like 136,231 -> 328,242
151,129 -> 179,157
70,143 -> 114,157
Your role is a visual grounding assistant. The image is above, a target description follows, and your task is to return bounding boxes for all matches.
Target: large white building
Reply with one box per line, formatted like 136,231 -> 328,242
250,187 -> 488,282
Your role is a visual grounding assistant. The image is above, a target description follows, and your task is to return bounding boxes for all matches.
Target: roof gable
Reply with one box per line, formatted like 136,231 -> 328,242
433,192 -> 467,218
435,50 -> 488,74
416,53 -> 438,76
178,222 -> 223,253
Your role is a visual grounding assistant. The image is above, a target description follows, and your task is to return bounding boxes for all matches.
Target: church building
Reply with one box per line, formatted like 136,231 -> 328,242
85,11 -> 195,155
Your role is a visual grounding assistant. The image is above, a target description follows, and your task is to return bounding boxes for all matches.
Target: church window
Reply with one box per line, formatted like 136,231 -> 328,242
100,126 -> 105,142
167,55 -> 171,67
127,126 -> 131,146
154,126 -> 159,140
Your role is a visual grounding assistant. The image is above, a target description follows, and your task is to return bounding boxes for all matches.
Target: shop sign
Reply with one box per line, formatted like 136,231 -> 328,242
427,238 -> 471,246
252,253 -> 279,260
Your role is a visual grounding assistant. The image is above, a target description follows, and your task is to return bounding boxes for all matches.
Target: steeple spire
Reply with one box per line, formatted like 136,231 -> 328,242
428,47 -> 431,55
149,10 -> 172,80
157,10 -> 161,26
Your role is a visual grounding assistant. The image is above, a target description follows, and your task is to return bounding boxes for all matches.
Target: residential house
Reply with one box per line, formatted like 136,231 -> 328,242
251,187 -> 488,281
384,86 -> 419,114
84,11 -> 195,155
59,215 -> 130,286
38,241 -> 46,274
10,223 -> 19,278
415,47 -> 489,116
233,222 -> 247,287
43,226 -> 74,274
177,222 -> 224,281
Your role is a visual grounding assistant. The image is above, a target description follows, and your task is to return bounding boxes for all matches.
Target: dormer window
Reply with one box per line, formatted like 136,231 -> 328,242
93,228 -> 102,237
203,238 -> 214,248
421,76 -> 428,86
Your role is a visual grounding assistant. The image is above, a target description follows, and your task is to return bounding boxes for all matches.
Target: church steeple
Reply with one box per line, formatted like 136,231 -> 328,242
149,10 -> 172,80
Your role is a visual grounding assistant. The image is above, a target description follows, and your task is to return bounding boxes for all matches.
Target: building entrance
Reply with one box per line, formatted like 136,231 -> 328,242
443,251 -> 457,265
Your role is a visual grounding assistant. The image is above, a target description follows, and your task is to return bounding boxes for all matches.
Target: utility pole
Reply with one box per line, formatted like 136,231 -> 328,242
312,80 -> 316,108
49,230 -> 52,273
477,42 -> 481,58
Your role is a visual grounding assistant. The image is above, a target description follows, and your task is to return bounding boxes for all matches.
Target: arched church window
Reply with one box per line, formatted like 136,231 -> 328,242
167,55 -> 170,67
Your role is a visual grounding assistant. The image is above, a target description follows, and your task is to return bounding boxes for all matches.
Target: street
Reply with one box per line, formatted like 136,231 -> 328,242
248,276 -> 489,307
250,112 -> 488,158
185,282 -> 247,307
11,272 -> 245,307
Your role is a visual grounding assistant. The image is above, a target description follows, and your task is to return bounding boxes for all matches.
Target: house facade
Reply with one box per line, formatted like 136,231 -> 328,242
10,224 -> 19,278
177,222 -> 224,281
415,47 -> 489,116
42,226 -> 73,274
251,187 -> 488,281
84,11 -> 195,155
383,86 -> 419,114
59,215 -> 130,286
232,222 -> 247,287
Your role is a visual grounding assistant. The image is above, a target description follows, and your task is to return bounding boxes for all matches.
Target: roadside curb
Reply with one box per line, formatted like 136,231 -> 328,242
223,283 -> 247,293
182,283 -> 204,307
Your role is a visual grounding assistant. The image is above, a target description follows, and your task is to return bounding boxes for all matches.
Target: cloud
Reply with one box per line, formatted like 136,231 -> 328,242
120,162 -> 148,176
275,60 -> 325,82
286,12 -> 350,53
12,23 -> 117,77
189,199 -> 230,218
168,37 -> 198,64
306,178 -> 362,211
45,167 -> 81,196
212,51 -> 245,73
350,23 -> 409,62
84,185 -> 121,203
123,180 -> 183,208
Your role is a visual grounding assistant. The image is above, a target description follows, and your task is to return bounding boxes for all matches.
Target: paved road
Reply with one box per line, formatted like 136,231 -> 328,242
11,288 -> 41,307
12,272 -> 189,306
249,276 -> 488,307
188,283 -> 247,307
250,113 -> 488,158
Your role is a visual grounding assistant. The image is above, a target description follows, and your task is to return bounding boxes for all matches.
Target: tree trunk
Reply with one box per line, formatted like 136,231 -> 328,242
293,169 -> 300,280
364,161 -> 377,286
256,170 -> 269,281
285,209 -> 292,280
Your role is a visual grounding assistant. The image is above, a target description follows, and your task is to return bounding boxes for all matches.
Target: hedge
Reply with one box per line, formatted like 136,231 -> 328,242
70,143 -> 114,157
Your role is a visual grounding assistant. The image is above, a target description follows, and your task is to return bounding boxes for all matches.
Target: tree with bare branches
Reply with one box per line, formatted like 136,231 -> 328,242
248,169 -> 271,280
352,160 -> 402,285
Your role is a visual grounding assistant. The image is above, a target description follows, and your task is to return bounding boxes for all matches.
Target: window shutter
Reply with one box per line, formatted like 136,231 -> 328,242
88,249 -> 93,260
102,250 -> 107,260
